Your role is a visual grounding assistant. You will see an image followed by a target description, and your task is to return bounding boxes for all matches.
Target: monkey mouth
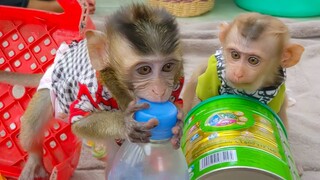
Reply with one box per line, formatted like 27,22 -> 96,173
227,81 -> 255,92
228,82 -> 242,89
228,76 -> 247,85
226,78 -> 242,87
139,95 -> 170,103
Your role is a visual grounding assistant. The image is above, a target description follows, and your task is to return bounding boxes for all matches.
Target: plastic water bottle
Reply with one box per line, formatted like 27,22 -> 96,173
108,99 -> 189,180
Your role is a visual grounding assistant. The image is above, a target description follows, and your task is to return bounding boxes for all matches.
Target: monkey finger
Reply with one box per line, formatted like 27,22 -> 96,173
128,127 -> 152,137
140,118 -> 158,131
170,136 -> 180,150
132,118 -> 158,131
171,122 -> 183,148
176,108 -> 184,125
124,119 -> 137,130
126,102 -> 150,115
130,137 -> 150,143
125,100 -> 137,113
172,127 -> 183,142
127,132 -> 151,143
177,108 -> 184,121
130,128 -> 152,138
128,99 -> 137,106
172,119 -> 184,134
178,118 -> 184,128
128,137 -> 150,143
172,125 -> 181,135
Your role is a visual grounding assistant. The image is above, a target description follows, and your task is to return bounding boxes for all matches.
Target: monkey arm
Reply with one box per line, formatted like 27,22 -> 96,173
71,111 -> 126,141
0,71 -> 43,87
170,107 -> 184,149
67,83 -> 155,142
70,101 -> 158,142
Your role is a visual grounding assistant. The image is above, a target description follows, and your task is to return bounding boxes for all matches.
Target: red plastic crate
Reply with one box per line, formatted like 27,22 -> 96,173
0,0 -> 95,179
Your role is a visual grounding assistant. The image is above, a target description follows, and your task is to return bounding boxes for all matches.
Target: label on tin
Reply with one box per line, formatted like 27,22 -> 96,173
182,100 -> 299,180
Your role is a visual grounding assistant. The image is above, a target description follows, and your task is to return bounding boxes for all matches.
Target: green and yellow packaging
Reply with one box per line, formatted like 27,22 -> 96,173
182,95 -> 299,180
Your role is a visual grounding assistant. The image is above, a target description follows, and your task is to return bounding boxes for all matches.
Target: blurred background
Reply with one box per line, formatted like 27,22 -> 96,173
92,0 -> 320,23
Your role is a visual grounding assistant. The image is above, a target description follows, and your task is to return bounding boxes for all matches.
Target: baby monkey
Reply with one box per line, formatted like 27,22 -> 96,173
183,12 -> 304,176
0,4 -> 184,180
183,13 -> 304,128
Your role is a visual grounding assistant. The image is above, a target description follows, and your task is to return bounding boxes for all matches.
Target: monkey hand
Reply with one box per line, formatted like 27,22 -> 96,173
171,108 -> 184,149
124,100 -> 159,143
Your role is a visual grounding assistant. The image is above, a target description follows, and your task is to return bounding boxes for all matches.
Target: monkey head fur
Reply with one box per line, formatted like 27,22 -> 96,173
219,13 -> 304,93
86,4 -> 183,110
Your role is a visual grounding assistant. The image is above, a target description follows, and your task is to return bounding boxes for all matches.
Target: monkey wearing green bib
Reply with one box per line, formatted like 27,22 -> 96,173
183,13 -> 304,129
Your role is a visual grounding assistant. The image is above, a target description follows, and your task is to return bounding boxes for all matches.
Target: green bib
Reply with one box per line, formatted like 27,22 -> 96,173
196,55 -> 285,113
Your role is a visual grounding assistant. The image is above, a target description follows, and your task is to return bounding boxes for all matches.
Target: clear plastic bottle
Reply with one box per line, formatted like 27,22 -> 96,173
108,99 -> 189,180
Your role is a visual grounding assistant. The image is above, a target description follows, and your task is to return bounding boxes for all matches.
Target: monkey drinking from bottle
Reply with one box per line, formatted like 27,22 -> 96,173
0,4 -> 184,179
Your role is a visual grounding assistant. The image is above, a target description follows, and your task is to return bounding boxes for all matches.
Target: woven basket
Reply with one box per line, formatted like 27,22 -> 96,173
148,0 -> 215,17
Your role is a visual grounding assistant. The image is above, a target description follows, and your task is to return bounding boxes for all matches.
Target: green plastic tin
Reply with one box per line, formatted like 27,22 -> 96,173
234,0 -> 320,17
181,95 -> 299,180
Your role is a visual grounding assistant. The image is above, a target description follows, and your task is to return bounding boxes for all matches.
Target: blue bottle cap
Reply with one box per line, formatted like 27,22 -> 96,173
134,99 -> 178,140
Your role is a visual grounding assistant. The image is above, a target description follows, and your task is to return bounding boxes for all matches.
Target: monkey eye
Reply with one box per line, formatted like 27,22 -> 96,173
248,57 -> 260,65
137,66 -> 152,75
162,63 -> 175,72
231,50 -> 240,59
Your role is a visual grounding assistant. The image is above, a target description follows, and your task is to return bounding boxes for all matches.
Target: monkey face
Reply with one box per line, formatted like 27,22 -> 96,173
223,39 -> 280,92
86,4 -> 182,107
128,55 -> 181,102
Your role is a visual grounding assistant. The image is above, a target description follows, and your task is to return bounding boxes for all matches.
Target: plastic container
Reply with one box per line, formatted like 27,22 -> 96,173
182,95 -> 299,180
108,99 -> 189,180
0,0 -> 95,179
234,0 -> 320,17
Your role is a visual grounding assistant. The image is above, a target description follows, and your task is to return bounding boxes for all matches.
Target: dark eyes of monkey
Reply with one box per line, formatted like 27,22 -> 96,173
136,63 -> 176,75
137,66 -> 152,75
231,50 -> 241,59
248,56 -> 260,65
230,50 -> 260,66
162,63 -> 175,72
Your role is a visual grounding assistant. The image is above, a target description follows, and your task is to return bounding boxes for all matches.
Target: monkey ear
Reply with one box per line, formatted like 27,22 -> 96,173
281,44 -> 305,68
218,22 -> 230,43
86,30 -> 109,71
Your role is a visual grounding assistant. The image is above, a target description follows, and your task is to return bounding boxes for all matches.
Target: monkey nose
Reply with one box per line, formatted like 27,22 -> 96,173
152,89 -> 165,97
234,71 -> 244,79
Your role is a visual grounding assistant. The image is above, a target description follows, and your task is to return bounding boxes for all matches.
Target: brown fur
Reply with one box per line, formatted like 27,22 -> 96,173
99,67 -> 133,110
19,89 -> 52,179
222,13 -> 290,54
0,71 -> 43,87
0,4 -> 183,179
184,13 -> 304,119
183,13 -> 304,176
88,4 -> 183,110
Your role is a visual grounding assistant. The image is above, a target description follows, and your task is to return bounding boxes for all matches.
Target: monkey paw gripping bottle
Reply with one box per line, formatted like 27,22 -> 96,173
108,99 -> 189,180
